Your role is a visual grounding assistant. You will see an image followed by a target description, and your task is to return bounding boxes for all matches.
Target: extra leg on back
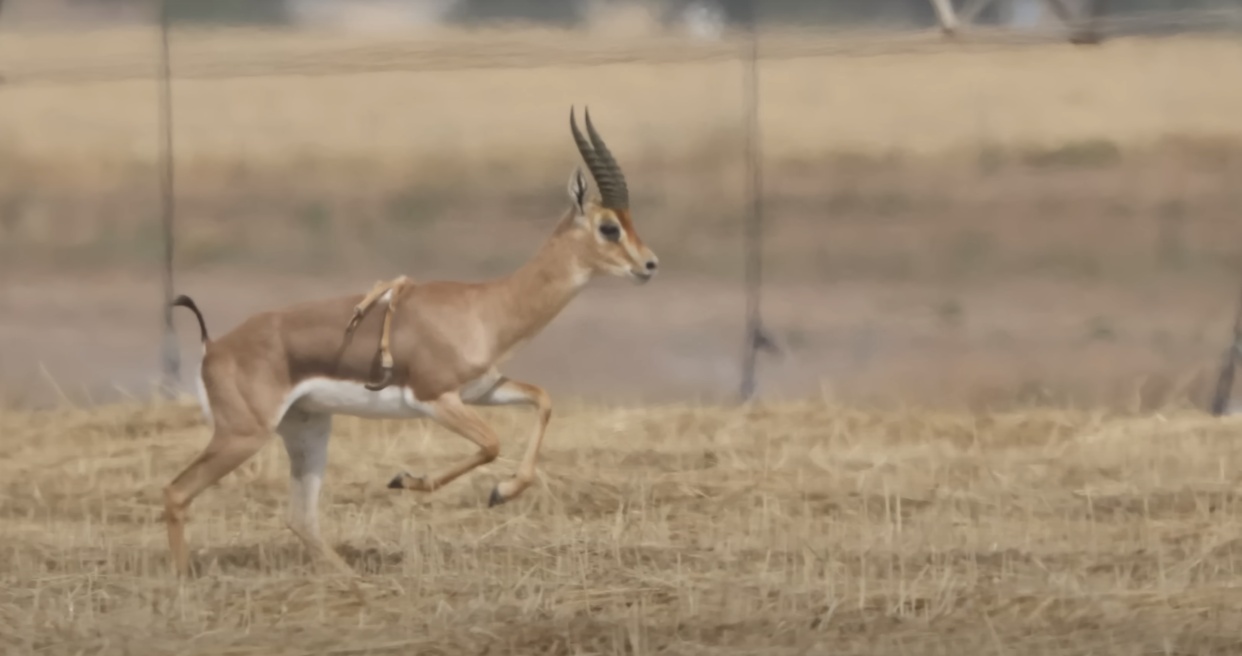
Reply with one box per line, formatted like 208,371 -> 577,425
344,275 -> 413,392
278,409 -> 354,575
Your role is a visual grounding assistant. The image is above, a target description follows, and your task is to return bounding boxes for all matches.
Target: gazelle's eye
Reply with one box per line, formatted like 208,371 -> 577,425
599,223 -> 621,242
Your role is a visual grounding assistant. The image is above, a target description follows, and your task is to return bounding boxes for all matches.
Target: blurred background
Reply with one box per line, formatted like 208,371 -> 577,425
1,0 -> 1241,411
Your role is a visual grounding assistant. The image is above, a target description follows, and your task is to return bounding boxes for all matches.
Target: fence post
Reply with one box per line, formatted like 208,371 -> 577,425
157,0 -> 180,399
1210,273 -> 1242,417
739,0 -> 766,402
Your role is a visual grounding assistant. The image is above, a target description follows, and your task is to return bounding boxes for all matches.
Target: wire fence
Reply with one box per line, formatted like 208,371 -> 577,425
2,1 -> 1242,410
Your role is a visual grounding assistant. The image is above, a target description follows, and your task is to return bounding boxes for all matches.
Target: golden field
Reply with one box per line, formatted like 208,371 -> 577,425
2,26 -> 1242,168
3,398 -> 1242,654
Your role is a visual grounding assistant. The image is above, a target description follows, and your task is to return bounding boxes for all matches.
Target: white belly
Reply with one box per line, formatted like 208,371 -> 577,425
277,377 -> 436,423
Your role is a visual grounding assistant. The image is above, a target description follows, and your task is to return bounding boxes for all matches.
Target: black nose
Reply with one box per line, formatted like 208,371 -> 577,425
645,260 -> 658,272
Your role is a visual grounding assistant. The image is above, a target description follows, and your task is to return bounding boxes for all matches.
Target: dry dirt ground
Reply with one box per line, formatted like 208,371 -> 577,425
2,400 -> 1242,654
0,270 -> 1236,412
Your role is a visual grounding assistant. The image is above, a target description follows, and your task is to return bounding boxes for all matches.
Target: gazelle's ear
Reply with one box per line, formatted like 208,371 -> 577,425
567,166 -> 588,215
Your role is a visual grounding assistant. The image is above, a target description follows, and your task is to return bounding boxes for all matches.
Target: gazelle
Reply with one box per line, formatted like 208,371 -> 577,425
164,107 -> 658,577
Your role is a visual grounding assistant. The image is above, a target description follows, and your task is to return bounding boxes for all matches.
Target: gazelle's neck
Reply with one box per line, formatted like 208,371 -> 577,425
481,210 -> 592,353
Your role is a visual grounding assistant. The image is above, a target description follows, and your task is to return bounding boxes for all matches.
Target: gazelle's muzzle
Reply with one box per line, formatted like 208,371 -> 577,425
630,251 -> 658,284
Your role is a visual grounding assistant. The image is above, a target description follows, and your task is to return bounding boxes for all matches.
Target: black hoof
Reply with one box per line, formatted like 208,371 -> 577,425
387,473 -> 404,489
488,487 -> 506,508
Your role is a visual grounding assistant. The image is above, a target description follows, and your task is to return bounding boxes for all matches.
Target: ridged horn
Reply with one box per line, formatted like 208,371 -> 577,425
583,108 -> 629,210
570,106 -> 629,210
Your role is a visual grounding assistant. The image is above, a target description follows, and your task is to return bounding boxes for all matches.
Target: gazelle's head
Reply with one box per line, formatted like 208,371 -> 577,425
563,107 -> 658,285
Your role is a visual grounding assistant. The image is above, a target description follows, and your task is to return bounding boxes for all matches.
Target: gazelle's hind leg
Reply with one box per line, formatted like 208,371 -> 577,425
277,409 -> 354,575
344,275 -> 413,392
164,361 -> 284,578
163,424 -> 271,577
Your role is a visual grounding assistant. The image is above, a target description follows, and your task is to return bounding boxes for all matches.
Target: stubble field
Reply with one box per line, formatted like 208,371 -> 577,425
3,399 -> 1242,654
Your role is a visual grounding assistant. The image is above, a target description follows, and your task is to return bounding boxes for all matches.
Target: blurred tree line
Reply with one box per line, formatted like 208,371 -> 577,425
69,0 -> 1242,28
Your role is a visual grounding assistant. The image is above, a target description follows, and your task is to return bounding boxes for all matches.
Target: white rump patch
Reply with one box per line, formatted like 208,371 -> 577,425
274,377 -> 437,426
195,370 -> 214,428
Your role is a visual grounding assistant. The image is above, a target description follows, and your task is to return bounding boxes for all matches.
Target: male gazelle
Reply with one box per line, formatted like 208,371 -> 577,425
164,108 -> 658,577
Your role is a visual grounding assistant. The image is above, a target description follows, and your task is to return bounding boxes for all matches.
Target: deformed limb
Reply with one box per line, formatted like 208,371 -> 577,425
345,275 -> 411,336
344,275 -> 413,391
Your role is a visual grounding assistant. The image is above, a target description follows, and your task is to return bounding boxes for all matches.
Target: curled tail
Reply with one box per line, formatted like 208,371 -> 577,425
172,294 -> 210,343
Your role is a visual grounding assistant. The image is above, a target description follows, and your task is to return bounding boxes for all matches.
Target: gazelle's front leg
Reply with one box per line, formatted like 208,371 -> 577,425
387,392 -> 501,496
386,379 -> 552,507
467,377 -> 552,506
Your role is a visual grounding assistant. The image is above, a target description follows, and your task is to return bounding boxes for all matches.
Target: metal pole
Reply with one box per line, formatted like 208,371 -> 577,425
157,0 -> 180,398
1210,273 -> 1242,417
739,0 -> 765,402
0,0 -> 7,85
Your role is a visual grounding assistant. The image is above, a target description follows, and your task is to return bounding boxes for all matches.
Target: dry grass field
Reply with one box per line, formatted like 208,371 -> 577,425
4,27 -> 1242,654
3,399 -> 1242,654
